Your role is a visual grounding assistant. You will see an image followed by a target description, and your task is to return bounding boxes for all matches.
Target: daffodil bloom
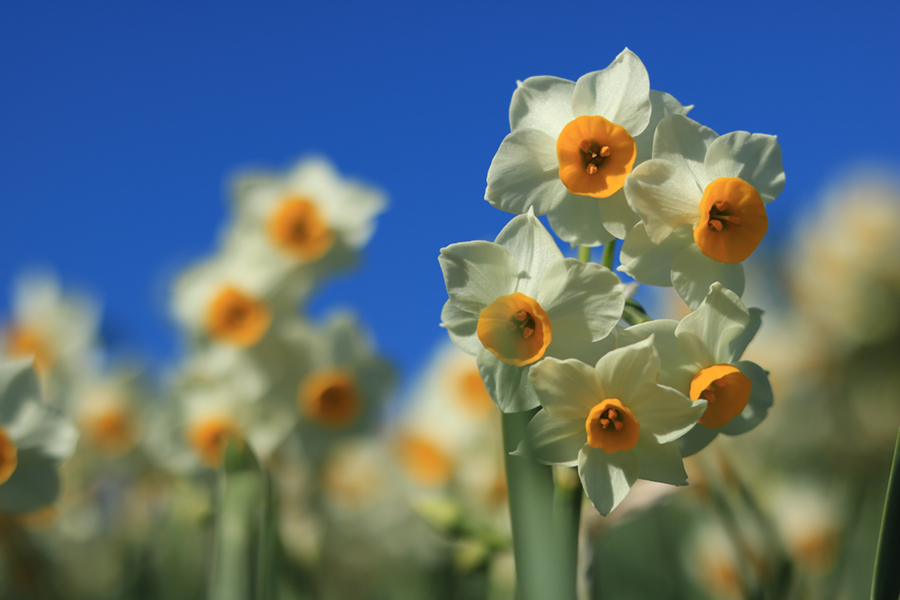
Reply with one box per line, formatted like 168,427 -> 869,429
225,156 -> 387,294
519,337 -> 705,515
172,248 -> 296,348
620,114 -> 784,309
486,49 -> 691,246
616,283 -> 774,456
0,360 -> 78,513
1,273 -> 100,401
439,211 -> 624,412
73,370 -> 143,456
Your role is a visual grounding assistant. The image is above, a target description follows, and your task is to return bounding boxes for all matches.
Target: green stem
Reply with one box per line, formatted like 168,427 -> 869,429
578,246 -> 591,263
502,410 -> 573,600
553,467 -> 583,596
872,428 -> 900,600
622,299 -> 652,325
600,239 -> 617,270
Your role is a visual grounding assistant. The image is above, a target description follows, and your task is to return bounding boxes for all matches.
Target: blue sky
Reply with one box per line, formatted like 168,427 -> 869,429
1,1 -> 898,385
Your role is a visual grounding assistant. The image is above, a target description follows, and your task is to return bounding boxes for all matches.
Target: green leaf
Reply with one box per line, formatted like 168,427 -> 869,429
872,428 -> 900,600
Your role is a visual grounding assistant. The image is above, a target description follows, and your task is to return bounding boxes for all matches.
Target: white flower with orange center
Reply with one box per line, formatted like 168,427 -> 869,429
440,211 -> 624,412
616,283 -> 773,456
0,360 -> 78,513
485,49 -> 691,246
1,273 -> 100,393
172,249 -> 293,348
285,314 -> 394,462
226,156 -> 387,291
74,373 -> 142,456
620,114 -> 784,309
519,337 -> 705,515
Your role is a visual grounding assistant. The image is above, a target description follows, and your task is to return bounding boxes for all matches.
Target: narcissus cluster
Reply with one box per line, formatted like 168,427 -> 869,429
442,48 -> 781,515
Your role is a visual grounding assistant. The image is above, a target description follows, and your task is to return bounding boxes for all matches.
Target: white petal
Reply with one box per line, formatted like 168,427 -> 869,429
578,445 -> 639,516
595,190 -> 641,240
677,425 -> 719,457
671,246 -> 745,311
717,361 -> 773,436
633,90 -> 693,166
540,259 -> 625,343
439,241 -> 517,313
440,301 -> 481,355
652,114 -> 718,189
9,401 -> 78,460
571,49 -> 652,137
494,212 -> 566,299
730,308 -> 763,362
486,129 -> 568,215
594,337 -> 659,403
477,349 -> 540,413
518,410 -> 585,467
618,223 -> 692,287
625,159 -> 703,243
545,334 -> 617,371
676,282 -> 751,365
546,193 -> 615,248
627,382 -> 706,443
634,438 -> 688,486
617,320 -> 695,392
527,357 -> 604,420
509,76 -> 576,136
704,131 -> 785,203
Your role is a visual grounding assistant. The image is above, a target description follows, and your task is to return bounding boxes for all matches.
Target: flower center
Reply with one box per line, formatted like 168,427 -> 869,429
694,177 -> 768,264
456,368 -> 494,415
80,404 -> 137,455
690,364 -> 752,428
0,426 -> 18,485
187,416 -> 242,468
5,325 -> 53,374
206,286 -> 271,347
268,197 -> 335,262
477,293 -> 552,367
585,398 -> 639,453
556,115 -> 636,198
299,370 -> 360,429
396,434 -> 454,487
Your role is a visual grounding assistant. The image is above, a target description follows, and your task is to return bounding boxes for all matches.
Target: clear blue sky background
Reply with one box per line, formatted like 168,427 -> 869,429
1,1 -> 898,386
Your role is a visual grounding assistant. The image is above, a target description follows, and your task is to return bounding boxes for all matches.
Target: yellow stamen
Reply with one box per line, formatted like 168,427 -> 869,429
206,286 -> 271,347
187,416 -> 242,468
299,370 -> 360,429
477,293 -> 552,367
585,398 -> 639,453
690,364 -> 752,428
5,326 -> 53,374
694,177 -> 768,264
0,427 -> 17,485
396,434 -> 454,487
268,197 -> 335,262
556,115 -> 636,198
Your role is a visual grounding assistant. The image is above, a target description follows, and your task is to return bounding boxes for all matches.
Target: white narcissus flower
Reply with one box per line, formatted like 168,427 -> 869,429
519,337 -> 705,515
486,49 -> 690,245
225,156 -> 387,292
439,211 -> 625,413
0,359 -> 79,513
172,248 -> 296,349
2,272 -> 101,398
617,283 -> 774,456
620,114 -> 784,309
